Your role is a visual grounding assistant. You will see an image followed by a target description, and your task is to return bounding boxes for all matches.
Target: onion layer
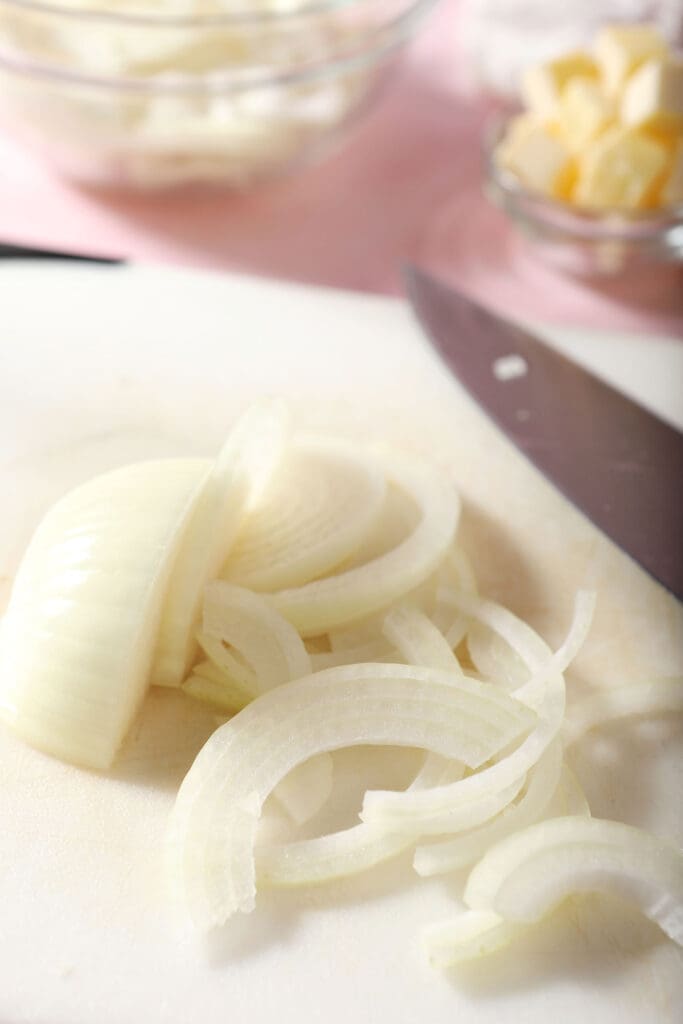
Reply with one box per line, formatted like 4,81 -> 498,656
166,664 -> 534,928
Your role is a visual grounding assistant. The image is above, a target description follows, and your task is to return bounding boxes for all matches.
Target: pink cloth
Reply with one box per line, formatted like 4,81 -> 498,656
0,1 -> 681,335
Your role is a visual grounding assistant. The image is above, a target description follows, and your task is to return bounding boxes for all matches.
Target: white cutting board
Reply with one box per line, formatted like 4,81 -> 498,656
0,263 -> 681,1024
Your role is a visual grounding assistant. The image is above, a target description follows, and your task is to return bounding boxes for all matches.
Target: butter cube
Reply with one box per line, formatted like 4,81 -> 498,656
498,123 -> 575,199
575,127 -> 669,208
621,56 -> 683,131
660,141 -> 683,205
559,78 -> 614,153
594,24 -> 667,96
521,52 -> 598,120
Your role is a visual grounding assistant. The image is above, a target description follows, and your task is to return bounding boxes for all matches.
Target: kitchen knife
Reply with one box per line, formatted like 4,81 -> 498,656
405,266 -> 683,601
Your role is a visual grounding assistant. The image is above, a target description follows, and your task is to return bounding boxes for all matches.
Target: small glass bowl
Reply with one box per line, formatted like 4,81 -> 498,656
0,0 -> 438,190
485,114 -> 683,278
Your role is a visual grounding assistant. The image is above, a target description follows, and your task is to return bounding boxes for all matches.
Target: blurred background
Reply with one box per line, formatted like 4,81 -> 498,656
0,0 -> 681,327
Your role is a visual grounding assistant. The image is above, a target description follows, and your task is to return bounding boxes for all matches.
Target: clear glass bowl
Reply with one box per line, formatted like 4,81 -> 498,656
0,0 -> 438,189
485,114 -> 683,278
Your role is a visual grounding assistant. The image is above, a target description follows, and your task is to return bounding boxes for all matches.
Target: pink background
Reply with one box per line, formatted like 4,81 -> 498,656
0,0 -> 681,335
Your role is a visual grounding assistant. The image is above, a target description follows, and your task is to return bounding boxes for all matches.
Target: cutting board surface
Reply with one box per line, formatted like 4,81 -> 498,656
0,263 -> 681,1024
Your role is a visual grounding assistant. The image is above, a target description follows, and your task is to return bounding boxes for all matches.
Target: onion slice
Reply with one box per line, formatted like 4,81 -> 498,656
151,400 -> 289,688
464,816 -> 683,945
269,455 -> 460,637
166,664 -> 535,929
361,594 -> 564,831
422,910 -> 520,968
202,580 -> 312,692
413,739 -> 563,876
223,438 -> 386,591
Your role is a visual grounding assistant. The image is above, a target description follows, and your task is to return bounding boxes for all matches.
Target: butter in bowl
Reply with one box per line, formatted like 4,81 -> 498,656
0,0 -> 438,190
486,24 -> 683,275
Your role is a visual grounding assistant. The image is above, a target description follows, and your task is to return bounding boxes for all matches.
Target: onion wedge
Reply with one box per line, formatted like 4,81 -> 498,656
269,455 -> 460,636
166,664 -> 535,928
0,459 -> 209,769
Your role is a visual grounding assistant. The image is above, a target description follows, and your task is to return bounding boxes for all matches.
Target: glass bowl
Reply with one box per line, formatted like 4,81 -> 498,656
485,113 -> 683,278
0,0 -> 438,189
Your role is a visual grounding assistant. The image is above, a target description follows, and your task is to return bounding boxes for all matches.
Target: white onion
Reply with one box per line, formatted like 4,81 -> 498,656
361,593 -> 566,832
182,659 -> 256,716
0,459 -> 209,769
269,455 -> 460,636
202,580 -> 312,692
413,739 -> 563,876
223,438 -> 386,591
422,910 -> 521,968
166,664 -> 535,928
383,605 -> 464,674
151,400 -> 289,689
464,816 -> 683,945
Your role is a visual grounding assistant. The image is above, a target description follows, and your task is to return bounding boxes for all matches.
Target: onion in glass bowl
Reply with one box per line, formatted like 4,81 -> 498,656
0,0 -> 438,189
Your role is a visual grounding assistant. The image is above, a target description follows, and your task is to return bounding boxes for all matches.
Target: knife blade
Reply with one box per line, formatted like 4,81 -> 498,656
405,266 -> 683,601
0,243 -> 122,264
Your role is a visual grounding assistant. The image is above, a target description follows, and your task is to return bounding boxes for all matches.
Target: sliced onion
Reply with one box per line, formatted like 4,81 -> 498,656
564,677 -> 683,747
464,816 -> 683,945
256,822 -> 414,888
202,580 -> 311,692
0,459 -> 209,769
182,659 -> 256,716
151,400 -> 289,689
361,592 -> 568,832
414,739 -> 563,876
422,910 -> 521,968
383,605 -> 464,674
197,633 -> 258,692
268,455 -> 460,637
309,638 -> 394,671
222,438 -> 386,591
548,764 -> 592,818
431,546 -> 478,648
268,754 -> 334,827
166,664 -> 535,928
262,620 -> 470,891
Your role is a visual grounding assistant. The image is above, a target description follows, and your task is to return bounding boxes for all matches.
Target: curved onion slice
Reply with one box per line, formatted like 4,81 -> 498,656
564,677 -> 683,747
268,455 -> 460,637
201,580 -> 334,824
202,580 -> 312,691
256,822 -> 414,888
362,593 -> 573,831
464,816 -> 683,945
0,459 -> 209,769
260,627 -> 473,890
383,605 -> 463,674
166,664 -> 535,928
182,659 -> 256,716
151,400 -> 289,689
268,754 -> 335,827
222,438 -> 386,591
431,547 -> 478,649
422,910 -> 520,968
413,740 -> 563,876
